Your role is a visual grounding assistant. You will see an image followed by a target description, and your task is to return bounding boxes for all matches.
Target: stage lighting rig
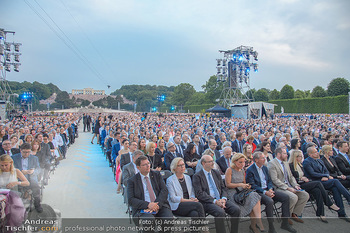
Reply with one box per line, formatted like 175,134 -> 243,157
0,28 -> 23,119
215,45 -> 259,106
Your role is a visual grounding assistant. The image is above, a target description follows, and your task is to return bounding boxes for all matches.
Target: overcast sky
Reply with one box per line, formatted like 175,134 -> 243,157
1,0 -> 349,95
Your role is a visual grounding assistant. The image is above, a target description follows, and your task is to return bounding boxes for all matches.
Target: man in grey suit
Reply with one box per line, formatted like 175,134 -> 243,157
12,143 -> 43,212
268,147 -> 309,224
122,150 -> 143,186
120,141 -> 138,170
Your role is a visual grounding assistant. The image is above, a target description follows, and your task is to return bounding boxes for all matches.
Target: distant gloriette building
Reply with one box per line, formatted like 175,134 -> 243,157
72,88 -> 105,96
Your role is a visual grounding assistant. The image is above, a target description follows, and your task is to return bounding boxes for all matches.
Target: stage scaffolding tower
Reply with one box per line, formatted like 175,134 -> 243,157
0,28 -> 22,120
216,45 -> 258,107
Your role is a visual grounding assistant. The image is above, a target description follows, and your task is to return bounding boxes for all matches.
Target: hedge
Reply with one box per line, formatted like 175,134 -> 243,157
270,95 -> 348,114
157,95 -> 348,114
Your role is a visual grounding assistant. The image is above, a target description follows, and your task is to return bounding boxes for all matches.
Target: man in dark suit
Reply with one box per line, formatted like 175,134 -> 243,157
193,154 -> 240,233
120,141 -> 138,170
2,128 -> 14,142
0,140 -> 20,156
216,133 -> 227,151
231,132 -> 244,153
301,136 -> 313,155
35,133 -> 52,185
82,113 -> 87,132
253,132 -> 261,147
173,135 -> 185,157
246,152 -> 294,233
216,147 -> 232,174
127,155 -> 173,233
12,143 -> 43,212
333,139 -> 340,157
208,139 -> 221,160
59,127 -> 68,159
86,114 -> 92,132
192,134 -> 204,156
312,131 -> 321,149
197,130 -> 207,147
270,133 -> 282,153
335,141 -> 350,175
303,145 -> 350,221
164,142 -> 181,170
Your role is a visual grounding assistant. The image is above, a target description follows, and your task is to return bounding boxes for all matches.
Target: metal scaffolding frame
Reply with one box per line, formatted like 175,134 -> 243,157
216,45 -> 258,107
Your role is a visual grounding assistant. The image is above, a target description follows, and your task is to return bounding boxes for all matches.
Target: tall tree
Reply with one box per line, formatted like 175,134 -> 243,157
54,91 -> 74,108
280,84 -> 294,99
201,75 -> 224,104
246,88 -> 256,101
172,83 -> 196,106
294,89 -> 305,99
254,89 -> 269,101
311,86 -> 327,98
327,77 -> 350,96
269,89 -> 280,100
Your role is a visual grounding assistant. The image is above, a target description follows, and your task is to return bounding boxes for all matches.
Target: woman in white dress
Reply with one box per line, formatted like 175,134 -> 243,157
0,154 -> 29,227
0,154 -> 29,190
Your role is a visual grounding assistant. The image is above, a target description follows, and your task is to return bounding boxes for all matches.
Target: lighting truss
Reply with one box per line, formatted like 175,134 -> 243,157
215,45 -> 258,107
0,28 -> 23,118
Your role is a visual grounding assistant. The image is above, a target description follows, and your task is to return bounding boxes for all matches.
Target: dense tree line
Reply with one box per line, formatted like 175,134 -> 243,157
110,77 -> 349,112
9,77 -> 348,112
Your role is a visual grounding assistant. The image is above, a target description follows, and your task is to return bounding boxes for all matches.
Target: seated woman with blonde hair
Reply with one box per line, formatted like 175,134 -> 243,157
225,153 -> 264,233
0,154 -> 30,227
288,149 -> 339,222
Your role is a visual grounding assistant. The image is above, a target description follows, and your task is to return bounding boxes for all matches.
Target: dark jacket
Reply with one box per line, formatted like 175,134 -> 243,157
246,164 -> 274,194
192,169 -> 228,204
127,170 -> 170,216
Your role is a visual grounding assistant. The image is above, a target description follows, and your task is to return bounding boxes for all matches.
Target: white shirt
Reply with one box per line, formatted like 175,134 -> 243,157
53,134 -> 64,147
203,169 -> 217,200
255,163 -> 267,190
140,173 -> 155,202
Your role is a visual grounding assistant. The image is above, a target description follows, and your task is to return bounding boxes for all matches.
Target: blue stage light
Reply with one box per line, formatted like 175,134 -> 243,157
239,55 -> 243,61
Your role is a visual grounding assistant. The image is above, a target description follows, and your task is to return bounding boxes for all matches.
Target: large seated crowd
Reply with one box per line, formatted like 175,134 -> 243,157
84,112 -> 350,233
1,111 -> 349,233
0,113 -> 79,230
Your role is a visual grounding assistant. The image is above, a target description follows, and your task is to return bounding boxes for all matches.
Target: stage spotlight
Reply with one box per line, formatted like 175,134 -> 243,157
5,42 -> 11,51
14,64 -> 20,72
238,55 -> 243,61
5,64 -> 11,72
216,59 -> 222,66
14,43 -> 21,52
14,54 -> 20,62
222,59 -> 227,66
